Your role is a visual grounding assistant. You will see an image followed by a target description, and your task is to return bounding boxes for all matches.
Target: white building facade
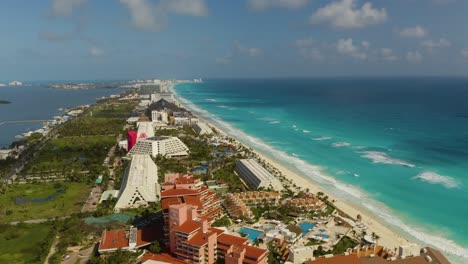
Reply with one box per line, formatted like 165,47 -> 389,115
192,122 -> 213,135
151,110 -> 169,123
115,155 -> 160,210
235,159 -> 284,191
128,136 -> 189,158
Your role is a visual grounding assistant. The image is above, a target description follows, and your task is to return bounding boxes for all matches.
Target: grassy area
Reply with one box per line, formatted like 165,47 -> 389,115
24,135 -> 114,181
332,236 -> 359,254
0,182 -> 90,223
0,223 -> 55,264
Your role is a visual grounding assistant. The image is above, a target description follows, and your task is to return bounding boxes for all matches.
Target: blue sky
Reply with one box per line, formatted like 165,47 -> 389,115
1,0 -> 468,80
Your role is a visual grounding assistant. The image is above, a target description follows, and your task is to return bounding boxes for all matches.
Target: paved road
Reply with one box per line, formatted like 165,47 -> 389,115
44,235 -> 60,264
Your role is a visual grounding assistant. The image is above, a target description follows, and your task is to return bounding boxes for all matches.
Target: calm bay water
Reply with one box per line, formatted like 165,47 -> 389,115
173,78 -> 468,262
0,84 -> 126,148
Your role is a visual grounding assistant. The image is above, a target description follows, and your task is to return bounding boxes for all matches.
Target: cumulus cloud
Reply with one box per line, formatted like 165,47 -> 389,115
120,0 -> 208,32
52,0 -> 87,16
421,38 -> 451,50
397,25 -> 427,38
236,43 -> 262,57
380,48 -> 397,61
248,0 -> 308,11
461,49 -> 468,58
336,38 -> 367,59
406,50 -> 423,63
292,37 -> 316,48
90,47 -> 106,57
310,0 -> 387,29
216,53 -> 233,64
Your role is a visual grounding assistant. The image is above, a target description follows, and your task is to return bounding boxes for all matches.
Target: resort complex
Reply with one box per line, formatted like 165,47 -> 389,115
0,79 -> 456,264
236,159 -> 284,191
114,154 -> 160,210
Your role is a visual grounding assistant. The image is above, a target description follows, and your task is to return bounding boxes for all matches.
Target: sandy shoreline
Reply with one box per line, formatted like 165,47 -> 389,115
169,85 -> 411,251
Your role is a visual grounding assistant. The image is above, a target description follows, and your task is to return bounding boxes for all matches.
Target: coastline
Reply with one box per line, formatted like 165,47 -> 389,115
169,84 -> 408,250
169,82 -> 467,263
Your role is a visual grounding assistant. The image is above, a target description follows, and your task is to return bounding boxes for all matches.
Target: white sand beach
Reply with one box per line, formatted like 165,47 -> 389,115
171,92 -> 413,252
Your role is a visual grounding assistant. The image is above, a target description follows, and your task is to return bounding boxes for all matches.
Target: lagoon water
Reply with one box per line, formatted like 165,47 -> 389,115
0,84 -> 125,148
174,78 -> 468,262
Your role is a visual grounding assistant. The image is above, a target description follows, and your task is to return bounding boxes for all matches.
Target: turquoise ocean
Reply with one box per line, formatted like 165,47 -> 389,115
173,78 -> 468,263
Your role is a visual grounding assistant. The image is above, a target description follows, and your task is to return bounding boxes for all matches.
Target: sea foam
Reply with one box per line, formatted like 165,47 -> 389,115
171,84 -> 468,261
413,171 -> 460,189
360,151 -> 415,167
332,142 -> 351,148
312,136 -> 332,141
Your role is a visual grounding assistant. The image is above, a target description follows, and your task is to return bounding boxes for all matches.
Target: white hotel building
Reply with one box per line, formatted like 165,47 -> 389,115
127,136 -> 189,158
235,159 -> 284,191
151,110 -> 169,124
192,121 -> 213,135
115,154 -> 160,210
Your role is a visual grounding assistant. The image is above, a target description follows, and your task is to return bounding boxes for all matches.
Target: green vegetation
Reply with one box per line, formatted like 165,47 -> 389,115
211,161 -> 246,192
48,216 -> 102,264
89,249 -> 141,264
212,215 -> 232,227
332,236 -> 359,254
0,182 -> 90,223
25,135 -> 113,181
0,223 -> 55,264
0,100 -> 11,104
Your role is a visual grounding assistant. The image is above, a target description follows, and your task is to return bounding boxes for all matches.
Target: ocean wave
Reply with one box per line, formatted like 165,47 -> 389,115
303,130 -> 311,133
292,125 -> 297,128
205,98 -> 217,102
269,120 -> 280,124
292,153 -> 301,157
360,151 -> 415,167
332,142 -> 351,148
413,171 -> 460,189
312,136 -> 332,141
171,84 -> 468,261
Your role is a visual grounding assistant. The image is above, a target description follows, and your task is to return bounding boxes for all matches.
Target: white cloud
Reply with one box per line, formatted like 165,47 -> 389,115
461,49 -> 468,58
216,53 -> 233,64
248,0 -> 308,11
163,0 -> 208,16
397,25 -> 427,38
236,43 -> 262,57
380,48 -> 397,61
90,47 -> 105,57
421,38 -> 451,49
52,0 -> 87,16
310,0 -> 387,29
336,38 -> 367,59
292,38 -> 316,48
299,47 -> 323,60
361,41 -> 370,49
120,0 -> 208,32
406,51 -> 423,63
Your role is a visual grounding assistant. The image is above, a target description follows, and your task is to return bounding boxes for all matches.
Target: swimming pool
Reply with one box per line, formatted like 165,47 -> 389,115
239,227 -> 262,242
298,222 -> 316,236
314,234 -> 330,239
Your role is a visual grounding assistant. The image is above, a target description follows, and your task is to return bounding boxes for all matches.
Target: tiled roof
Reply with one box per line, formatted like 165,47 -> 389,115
176,220 -> 201,234
187,231 -> 216,247
308,254 -> 361,264
184,195 -> 204,210
161,197 -> 181,210
244,245 -> 268,260
99,230 -> 129,251
142,253 -> 190,264
161,188 -> 199,198
217,233 -> 248,246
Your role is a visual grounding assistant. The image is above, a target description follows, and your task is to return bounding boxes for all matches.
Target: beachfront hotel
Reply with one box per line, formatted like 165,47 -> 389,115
127,136 -> 189,158
151,110 -> 169,123
235,159 -> 284,191
98,226 -> 158,254
114,154 -> 160,210
161,173 -> 204,191
160,186 -> 223,244
165,203 -> 268,264
136,121 -> 155,139
193,121 -> 213,135
284,197 -> 327,213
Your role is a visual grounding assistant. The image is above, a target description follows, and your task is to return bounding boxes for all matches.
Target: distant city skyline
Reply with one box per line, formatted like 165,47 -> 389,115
1,0 -> 468,80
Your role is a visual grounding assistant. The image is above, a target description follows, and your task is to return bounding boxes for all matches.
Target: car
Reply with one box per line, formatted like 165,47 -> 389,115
63,254 -> 70,260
